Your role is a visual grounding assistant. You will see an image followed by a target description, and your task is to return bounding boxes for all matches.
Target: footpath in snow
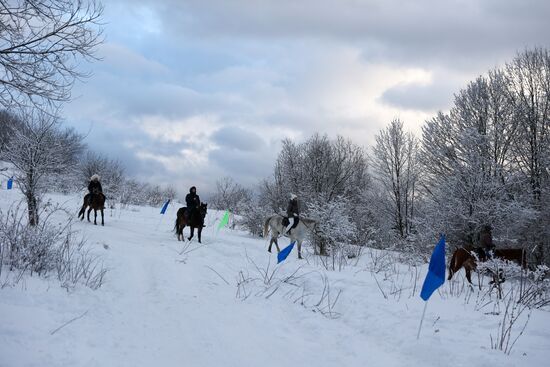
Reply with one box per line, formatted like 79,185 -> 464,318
1,190 -> 549,367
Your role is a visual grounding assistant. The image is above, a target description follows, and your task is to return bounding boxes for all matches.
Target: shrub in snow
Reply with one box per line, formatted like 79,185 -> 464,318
0,202 -> 106,290
307,195 -> 359,271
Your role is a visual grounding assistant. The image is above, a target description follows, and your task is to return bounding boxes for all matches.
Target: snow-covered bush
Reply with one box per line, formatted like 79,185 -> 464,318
237,198 -> 271,237
0,202 -> 106,290
307,195 -> 359,271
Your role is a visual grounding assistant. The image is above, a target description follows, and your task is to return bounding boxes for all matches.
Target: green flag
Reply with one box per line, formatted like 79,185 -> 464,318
217,210 -> 230,231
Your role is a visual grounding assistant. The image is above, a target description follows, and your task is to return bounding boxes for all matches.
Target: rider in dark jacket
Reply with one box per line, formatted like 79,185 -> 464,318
88,174 -> 103,194
479,224 -> 495,259
185,186 -> 200,217
285,193 -> 300,234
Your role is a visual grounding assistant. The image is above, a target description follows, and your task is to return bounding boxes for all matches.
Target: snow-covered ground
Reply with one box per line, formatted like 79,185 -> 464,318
1,190 -> 549,367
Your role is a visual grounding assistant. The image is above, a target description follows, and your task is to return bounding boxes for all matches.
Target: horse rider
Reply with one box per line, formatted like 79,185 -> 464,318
185,186 -> 201,218
285,193 -> 300,235
88,174 -> 103,196
479,224 -> 495,259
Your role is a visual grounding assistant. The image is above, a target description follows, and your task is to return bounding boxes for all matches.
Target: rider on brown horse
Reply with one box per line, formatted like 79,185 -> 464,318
185,186 -> 201,219
78,174 -> 105,225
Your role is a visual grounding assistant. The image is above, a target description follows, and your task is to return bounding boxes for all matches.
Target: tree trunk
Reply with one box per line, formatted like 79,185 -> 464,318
26,192 -> 39,226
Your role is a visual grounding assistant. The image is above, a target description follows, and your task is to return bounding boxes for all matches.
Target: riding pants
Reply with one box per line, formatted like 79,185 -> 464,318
286,217 -> 295,233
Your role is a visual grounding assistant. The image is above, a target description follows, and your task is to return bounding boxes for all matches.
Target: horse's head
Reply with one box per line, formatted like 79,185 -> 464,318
200,202 -> 208,217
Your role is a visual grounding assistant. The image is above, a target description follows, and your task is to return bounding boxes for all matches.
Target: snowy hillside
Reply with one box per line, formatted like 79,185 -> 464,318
1,190 -> 549,367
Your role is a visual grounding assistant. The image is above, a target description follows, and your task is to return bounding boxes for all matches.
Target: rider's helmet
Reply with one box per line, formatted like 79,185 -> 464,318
90,174 -> 100,181
290,193 -> 297,200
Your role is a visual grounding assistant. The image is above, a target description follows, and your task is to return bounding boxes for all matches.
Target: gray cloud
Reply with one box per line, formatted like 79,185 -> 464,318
211,126 -> 264,152
139,0 -> 550,67
380,78 -> 463,112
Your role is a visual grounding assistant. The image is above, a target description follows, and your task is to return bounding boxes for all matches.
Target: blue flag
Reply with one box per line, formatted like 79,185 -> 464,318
277,242 -> 295,264
7,177 -> 13,190
160,199 -> 170,214
420,235 -> 446,301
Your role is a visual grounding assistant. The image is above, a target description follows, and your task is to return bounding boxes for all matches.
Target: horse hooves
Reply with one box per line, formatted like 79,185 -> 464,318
268,249 -> 271,253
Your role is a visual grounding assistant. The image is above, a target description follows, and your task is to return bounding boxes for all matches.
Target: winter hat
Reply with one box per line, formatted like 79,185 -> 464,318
190,186 -> 197,193
90,174 -> 100,181
290,193 -> 297,200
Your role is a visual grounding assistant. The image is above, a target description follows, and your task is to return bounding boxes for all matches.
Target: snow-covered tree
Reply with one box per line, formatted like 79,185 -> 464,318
419,59 -> 538,253
372,118 -> 419,239
505,48 -> 550,263
210,176 -> 252,215
0,110 -> 22,152
0,110 -> 83,225
0,0 -> 104,110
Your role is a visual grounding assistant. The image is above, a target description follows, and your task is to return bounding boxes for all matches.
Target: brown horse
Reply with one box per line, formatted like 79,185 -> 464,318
78,192 -> 105,226
448,246 -> 527,284
175,203 -> 207,243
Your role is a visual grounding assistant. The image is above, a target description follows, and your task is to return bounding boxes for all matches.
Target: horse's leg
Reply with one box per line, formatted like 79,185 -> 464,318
179,224 -> 186,241
447,266 -> 454,281
447,251 -> 457,280
87,207 -> 92,222
188,226 -> 194,241
94,209 -> 98,225
465,268 -> 472,284
198,226 -> 202,244
101,208 -> 104,226
297,239 -> 303,259
268,237 -> 273,253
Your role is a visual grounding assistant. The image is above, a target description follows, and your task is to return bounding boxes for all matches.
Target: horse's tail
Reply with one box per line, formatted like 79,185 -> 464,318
263,216 -> 272,238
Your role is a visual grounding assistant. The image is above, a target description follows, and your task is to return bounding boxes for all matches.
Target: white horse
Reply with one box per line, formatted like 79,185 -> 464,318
263,215 -> 318,259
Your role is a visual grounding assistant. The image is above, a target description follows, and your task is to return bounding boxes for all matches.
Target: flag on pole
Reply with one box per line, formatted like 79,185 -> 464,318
277,242 -> 295,264
217,210 -> 230,231
160,199 -> 170,214
7,177 -> 13,190
420,234 -> 446,301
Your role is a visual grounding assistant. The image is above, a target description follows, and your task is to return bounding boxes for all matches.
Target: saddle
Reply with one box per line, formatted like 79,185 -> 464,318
282,216 -> 299,229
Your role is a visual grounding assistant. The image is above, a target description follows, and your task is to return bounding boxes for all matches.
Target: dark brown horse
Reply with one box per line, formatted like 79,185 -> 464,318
175,203 -> 207,243
78,192 -> 105,226
448,246 -> 527,284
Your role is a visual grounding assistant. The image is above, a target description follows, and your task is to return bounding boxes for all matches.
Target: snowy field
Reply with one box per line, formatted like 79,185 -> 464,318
1,189 -> 549,367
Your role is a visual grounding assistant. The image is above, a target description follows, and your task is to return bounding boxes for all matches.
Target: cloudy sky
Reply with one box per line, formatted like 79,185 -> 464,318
63,0 -> 550,194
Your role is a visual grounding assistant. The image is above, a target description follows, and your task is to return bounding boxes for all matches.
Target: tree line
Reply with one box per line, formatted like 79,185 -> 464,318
215,48 -> 550,266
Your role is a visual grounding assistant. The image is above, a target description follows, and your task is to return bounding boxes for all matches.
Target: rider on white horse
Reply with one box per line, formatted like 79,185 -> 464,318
286,193 -> 300,234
